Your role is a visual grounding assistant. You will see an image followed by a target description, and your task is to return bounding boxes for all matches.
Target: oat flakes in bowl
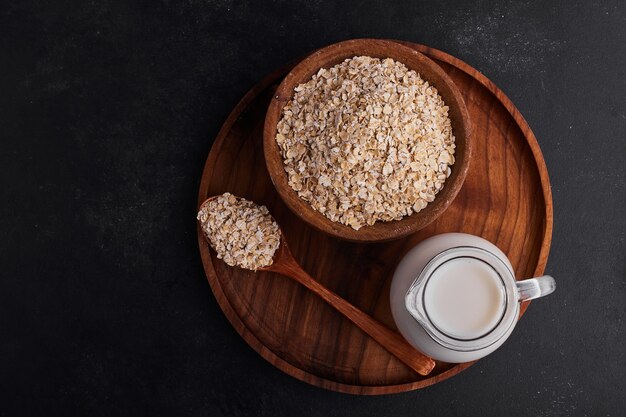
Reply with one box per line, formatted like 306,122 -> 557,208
264,39 -> 471,242
275,55 -> 455,231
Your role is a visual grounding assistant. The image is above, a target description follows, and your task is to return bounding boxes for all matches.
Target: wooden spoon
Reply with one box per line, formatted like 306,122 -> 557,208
199,196 -> 436,376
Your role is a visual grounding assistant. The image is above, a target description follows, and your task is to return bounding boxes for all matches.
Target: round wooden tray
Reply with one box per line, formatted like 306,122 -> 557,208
197,42 -> 553,395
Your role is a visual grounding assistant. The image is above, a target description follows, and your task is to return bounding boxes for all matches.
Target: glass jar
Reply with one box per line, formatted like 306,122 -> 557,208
390,233 -> 556,362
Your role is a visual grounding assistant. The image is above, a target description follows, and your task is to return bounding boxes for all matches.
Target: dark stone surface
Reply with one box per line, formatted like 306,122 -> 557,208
1,0 -> 624,416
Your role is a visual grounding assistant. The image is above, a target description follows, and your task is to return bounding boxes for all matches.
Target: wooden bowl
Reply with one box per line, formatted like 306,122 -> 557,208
263,39 -> 472,242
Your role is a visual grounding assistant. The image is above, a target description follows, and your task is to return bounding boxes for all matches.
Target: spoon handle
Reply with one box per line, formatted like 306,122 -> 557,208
277,262 -> 436,376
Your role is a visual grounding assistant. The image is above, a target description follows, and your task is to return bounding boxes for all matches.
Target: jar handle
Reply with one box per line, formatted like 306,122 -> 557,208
516,275 -> 556,301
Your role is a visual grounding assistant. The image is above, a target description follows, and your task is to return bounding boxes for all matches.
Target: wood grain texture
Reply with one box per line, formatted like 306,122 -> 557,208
197,42 -> 553,395
199,195 -> 435,376
260,233 -> 436,376
263,39 -> 472,242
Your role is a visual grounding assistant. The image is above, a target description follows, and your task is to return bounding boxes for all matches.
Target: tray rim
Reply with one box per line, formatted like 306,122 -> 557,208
197,41 -> 553,395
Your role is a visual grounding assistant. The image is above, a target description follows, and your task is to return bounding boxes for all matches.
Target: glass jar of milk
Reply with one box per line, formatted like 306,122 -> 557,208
390,233 -> 556,363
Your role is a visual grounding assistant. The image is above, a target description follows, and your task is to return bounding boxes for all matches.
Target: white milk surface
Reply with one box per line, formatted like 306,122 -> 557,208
424,257 -> 505,340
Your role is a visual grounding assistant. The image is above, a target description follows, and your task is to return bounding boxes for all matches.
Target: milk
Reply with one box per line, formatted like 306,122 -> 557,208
423,257 -> 505,340
392,233 -> 556,362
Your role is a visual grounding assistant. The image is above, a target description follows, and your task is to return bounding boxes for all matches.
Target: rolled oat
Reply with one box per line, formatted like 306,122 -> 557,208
197,193 -> 280,270
275,56 -> 455,230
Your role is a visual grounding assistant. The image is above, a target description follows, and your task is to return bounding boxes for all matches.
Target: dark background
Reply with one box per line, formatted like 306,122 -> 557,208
1,0 -> 624,416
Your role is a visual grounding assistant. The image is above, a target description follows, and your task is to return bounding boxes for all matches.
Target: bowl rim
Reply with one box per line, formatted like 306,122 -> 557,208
263,38 -> 472,242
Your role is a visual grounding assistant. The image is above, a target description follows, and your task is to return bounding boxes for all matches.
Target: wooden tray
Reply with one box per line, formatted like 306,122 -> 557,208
197,42 -> 553,395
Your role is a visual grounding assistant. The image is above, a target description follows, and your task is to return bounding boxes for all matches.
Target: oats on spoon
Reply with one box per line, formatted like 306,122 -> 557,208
197,193 -> 280,270
196,193 -> 436,376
